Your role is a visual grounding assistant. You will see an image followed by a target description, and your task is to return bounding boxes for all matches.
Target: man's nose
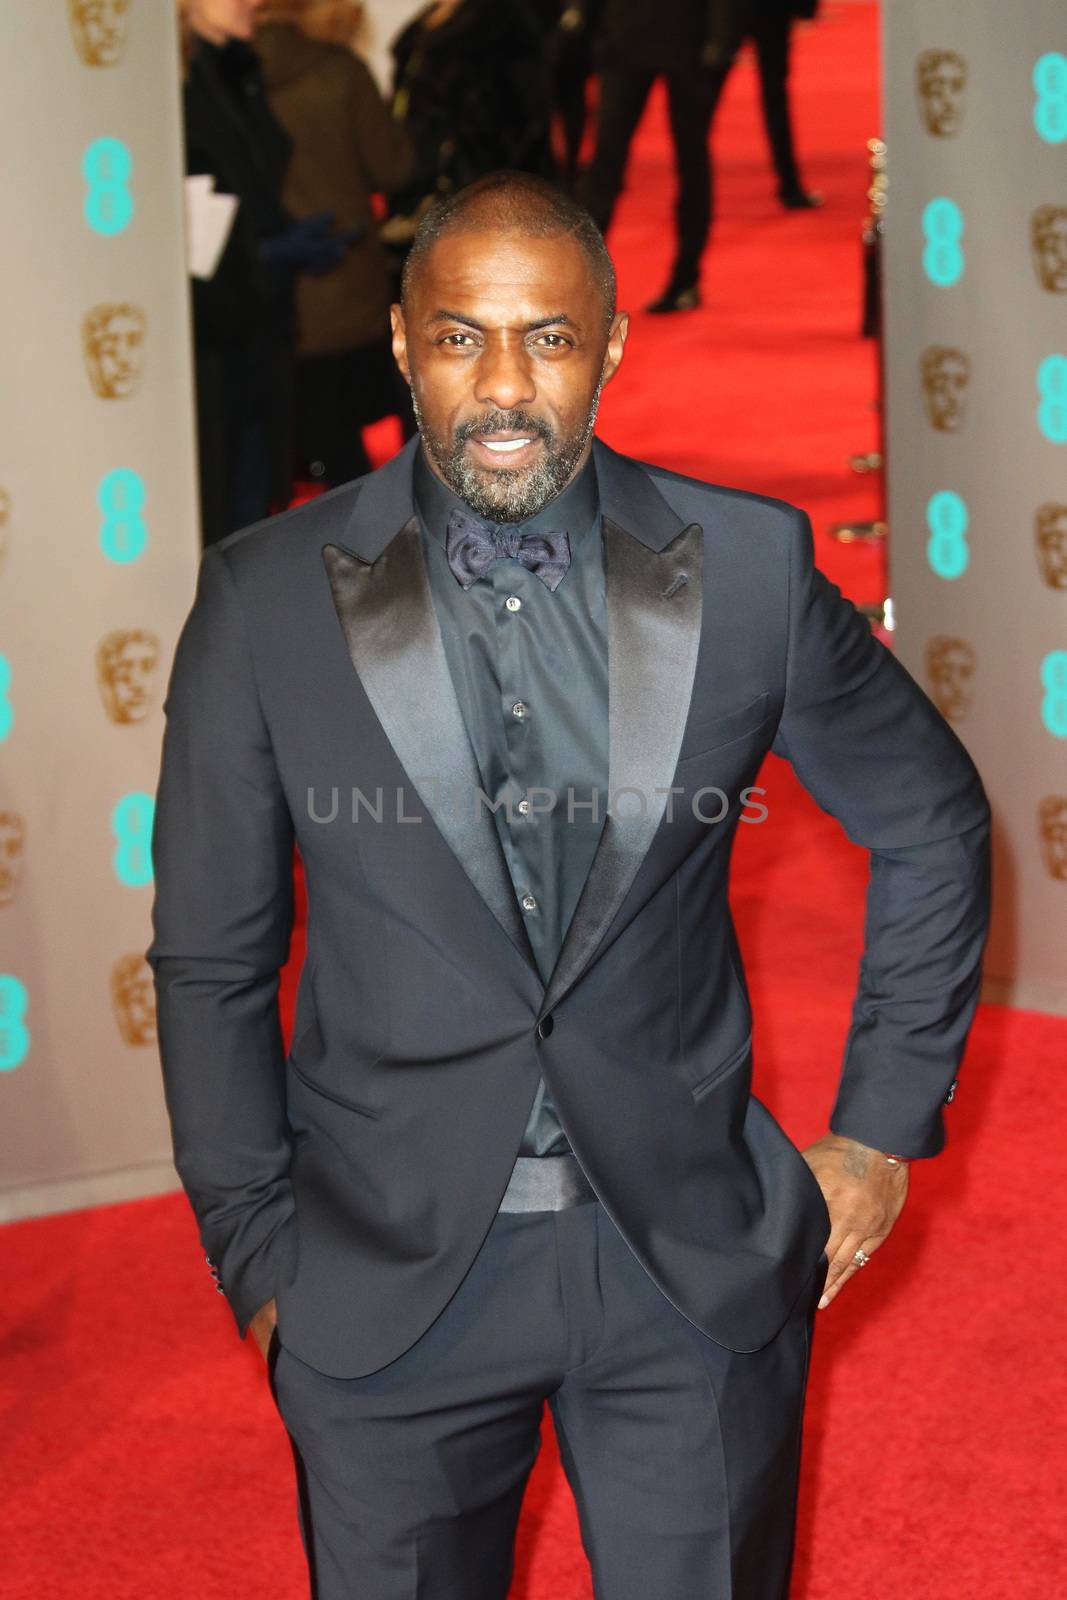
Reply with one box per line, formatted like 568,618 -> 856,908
473,337 -> 536,412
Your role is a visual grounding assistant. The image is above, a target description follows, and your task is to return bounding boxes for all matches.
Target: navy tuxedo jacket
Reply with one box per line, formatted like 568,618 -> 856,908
148,437 -> 990,1378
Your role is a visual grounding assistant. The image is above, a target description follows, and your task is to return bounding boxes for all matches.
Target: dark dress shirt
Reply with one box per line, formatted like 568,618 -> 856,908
415,448 -> 608,1155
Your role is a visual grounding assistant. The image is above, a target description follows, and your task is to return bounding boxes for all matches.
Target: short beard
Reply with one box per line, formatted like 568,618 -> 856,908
411,389 -> 602,522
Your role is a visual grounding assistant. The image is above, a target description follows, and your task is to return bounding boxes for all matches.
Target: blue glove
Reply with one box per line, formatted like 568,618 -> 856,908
261,213 -> 361,275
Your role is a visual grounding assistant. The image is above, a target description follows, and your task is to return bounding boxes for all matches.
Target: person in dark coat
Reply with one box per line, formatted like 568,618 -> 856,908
581,0 -> 820,313
181,0 -> 346,543
256,9 -> 418,487
579,0 -> 718,313
548,0 -> 605,187
704,0 -> 821,211
390,0 -> 555,205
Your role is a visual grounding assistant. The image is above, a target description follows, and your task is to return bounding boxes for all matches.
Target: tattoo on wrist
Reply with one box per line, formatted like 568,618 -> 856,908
842,1144 -> 870,1179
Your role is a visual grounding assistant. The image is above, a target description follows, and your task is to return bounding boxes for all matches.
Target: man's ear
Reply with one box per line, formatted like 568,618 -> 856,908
601,311 -> 630,389
390,304 -> 411,385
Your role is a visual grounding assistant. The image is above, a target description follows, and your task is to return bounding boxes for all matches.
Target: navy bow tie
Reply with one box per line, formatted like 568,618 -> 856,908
445,507 -> 571,593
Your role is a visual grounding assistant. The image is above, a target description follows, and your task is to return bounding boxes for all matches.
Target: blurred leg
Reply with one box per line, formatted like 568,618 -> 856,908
752,13 -> 803,198
580,68 -> 655,236
662,66 -> 726,294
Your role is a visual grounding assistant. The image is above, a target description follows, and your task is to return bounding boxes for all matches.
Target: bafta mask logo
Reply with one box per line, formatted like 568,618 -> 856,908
1031,205 -> 1067,294
920,346 -> 970,433
926,636 -> 976,722
0,812 -> 25,907
96,629 -> 159,723
68,0 -> 132,67
917,49 -> 966,137
1038,796 -> 1067,882
111,953 -> 156,1046
82,303 -> 145,399
1036,504 -> 1067,590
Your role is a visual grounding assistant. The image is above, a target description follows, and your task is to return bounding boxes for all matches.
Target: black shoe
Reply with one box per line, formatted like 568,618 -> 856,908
779,187 -> 824,210
645,285 -> 701,313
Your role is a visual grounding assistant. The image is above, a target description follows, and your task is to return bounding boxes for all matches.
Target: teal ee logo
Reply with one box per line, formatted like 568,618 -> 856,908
0,655 -> 11,741
922,198 -> 964,286
926,491 -> 969,578
1034,54 -> 1067,144
1037,356 -> 1067,442
1040,651 -> 1067,737
0,975 -> 29,1071
112,792 -> 155,886
98,469 -> 147,563
83,137 -> 133,235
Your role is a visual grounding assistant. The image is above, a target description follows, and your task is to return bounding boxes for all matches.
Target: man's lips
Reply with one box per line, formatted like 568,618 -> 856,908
466,432 -> 543,466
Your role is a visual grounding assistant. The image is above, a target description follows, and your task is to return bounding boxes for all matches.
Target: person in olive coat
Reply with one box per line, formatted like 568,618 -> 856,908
257,10 -> 418,486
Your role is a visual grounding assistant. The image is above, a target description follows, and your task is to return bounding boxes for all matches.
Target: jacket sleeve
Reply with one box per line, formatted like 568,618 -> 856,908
772,512 -> 991,1158
147,543 -> 296,1335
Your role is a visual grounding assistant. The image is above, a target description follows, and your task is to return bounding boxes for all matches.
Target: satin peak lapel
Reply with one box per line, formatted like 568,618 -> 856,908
541,516 -> 704,1016
323,523 -> 537,970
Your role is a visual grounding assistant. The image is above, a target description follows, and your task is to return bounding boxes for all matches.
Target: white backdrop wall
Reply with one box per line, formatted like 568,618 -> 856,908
0,3 -> 199,1219
882,2 -> 1067,1014
362,1 -> 425,92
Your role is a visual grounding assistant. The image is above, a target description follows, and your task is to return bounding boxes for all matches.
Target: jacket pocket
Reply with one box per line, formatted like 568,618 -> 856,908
689,1031 -> 752,1104
676,691 -> 770,764
288,1050 -> 382,1119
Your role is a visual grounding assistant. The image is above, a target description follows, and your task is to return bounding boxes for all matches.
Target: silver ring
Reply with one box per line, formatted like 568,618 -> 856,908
853,1248 -> 870,1268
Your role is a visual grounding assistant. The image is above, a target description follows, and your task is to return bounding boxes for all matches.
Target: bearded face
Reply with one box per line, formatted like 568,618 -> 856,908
68,0 -> 132,66
97,630 -> 159,723
83,305 -> 146,399
1036,505 -> 1067,590
0,813 -> 24,907
1032,206 -> 1067,294
917,49 -> 967,136
920,347 -> 970,433
926,637 -> 976,721
111,955 -> 157,1045
1038,797 -> 1067,882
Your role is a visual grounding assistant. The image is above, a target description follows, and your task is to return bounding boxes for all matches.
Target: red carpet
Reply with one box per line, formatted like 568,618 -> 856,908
3,6 -> 1064,1594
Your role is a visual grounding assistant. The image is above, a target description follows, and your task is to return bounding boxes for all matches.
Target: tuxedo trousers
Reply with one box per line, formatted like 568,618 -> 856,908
268,1199 -> 826,1599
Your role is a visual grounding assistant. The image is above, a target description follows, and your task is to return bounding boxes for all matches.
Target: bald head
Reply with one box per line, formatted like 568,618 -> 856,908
401,171 -> 617,327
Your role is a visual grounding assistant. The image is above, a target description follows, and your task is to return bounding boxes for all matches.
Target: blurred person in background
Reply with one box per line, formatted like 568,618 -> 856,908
703,0 -> 822,210
580,0 -> 718,313
181,0 -> 347,543
388,0 -> 554,223
547,0 -> 604,187
581,0 -> 820,314
256,0 -> 419,488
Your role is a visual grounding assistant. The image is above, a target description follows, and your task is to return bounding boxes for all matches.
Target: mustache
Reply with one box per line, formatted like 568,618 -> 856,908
454,410 -> 555,446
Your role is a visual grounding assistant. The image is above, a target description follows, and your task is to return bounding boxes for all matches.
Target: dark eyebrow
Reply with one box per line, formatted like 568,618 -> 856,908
429,310 -> 576,332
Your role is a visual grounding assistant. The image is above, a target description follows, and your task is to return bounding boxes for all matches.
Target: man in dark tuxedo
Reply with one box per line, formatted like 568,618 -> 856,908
149,172 -> 990,1598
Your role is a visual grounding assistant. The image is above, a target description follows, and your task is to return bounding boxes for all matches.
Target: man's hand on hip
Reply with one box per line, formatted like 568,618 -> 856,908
802,1135 -> 909,1309
248,1299 -> 278,1359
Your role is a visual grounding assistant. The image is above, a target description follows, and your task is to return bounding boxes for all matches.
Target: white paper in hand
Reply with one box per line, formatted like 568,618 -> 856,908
184,174 -> 239,281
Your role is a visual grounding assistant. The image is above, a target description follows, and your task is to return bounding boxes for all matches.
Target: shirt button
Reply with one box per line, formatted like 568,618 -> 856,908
517,798 -> 530,816
511,701 -> 528,719
521,893 -> 538,912
505,595 -> 522,612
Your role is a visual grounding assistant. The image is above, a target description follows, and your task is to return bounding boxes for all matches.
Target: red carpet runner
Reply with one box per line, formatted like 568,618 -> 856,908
2,6 -> 1064,1594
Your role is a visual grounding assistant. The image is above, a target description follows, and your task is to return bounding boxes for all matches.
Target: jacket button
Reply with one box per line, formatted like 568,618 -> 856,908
536,1015 -> 554,1039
